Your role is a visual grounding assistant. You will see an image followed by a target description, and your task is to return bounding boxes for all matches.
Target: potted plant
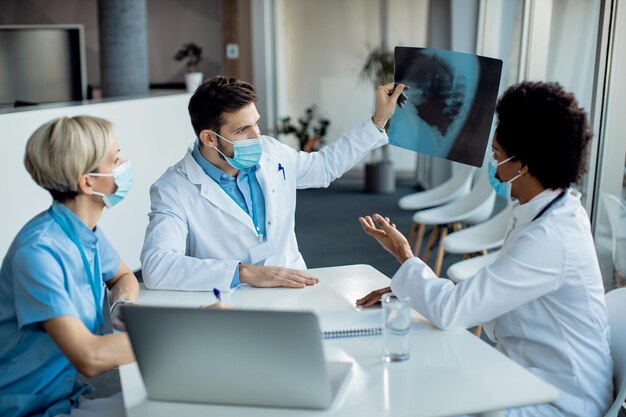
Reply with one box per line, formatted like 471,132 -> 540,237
360,45 -> 395,193
276,105 -> 330,152
174,42 -> 203,93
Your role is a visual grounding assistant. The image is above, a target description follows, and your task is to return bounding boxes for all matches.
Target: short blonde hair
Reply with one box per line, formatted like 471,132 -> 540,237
24,115 -> 114,201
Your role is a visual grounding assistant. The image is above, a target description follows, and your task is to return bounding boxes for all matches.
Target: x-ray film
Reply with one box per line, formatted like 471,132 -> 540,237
389,47 -> 503,167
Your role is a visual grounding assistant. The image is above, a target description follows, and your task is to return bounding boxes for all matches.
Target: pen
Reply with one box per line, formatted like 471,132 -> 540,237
278,163 -> 286,180
212,287 -> 221,302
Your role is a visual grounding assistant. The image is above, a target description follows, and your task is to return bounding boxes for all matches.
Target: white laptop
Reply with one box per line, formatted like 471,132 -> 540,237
122,305 -> 352,409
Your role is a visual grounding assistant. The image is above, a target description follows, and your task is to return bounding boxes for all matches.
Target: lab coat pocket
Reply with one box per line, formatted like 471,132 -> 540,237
493,310 -> 523,339
249,240 -> 276,265
270,186 -> 292,220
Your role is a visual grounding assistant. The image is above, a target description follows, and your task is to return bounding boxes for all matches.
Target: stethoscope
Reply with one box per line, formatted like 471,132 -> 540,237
503,189 -> 568,244
532,190 -> 567,222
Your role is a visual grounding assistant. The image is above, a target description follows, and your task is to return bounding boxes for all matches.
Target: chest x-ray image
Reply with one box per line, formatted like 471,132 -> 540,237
389,47 -> 502,167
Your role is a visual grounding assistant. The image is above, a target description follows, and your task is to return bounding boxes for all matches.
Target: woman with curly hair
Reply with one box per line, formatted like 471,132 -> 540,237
357,82 -> 613,417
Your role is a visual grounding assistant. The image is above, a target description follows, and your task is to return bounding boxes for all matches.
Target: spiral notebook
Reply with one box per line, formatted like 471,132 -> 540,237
319,310 -> 382,339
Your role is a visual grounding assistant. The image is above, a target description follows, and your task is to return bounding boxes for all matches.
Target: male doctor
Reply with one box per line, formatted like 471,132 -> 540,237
141,76 -> 404,291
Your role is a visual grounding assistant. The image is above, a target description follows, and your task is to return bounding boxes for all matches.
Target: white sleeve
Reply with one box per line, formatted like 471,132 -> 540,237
390,224 -> 566,329
290,119 -> 387,189
140,179 -> 238,292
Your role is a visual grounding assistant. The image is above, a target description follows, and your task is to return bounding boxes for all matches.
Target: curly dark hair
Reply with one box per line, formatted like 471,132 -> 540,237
188,75 -> 257,136
495,81 -> 592,189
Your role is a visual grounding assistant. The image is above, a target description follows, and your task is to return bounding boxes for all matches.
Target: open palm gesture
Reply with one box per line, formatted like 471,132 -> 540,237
358,214 -> 413,264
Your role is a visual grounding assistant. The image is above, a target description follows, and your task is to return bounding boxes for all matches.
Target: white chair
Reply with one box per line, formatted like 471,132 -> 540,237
603,194 -> 626,281
412,169 -> 496,276
442,202 -> 513,256
399,165 -> 476,254
603,287 -> 626,417
446,251 -> 500,283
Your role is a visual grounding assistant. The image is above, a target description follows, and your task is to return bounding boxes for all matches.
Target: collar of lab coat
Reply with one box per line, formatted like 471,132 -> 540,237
512,188 -> 567,227
180,142 -> 280,236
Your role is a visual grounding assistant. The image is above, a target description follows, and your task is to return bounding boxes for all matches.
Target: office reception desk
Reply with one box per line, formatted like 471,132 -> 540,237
120,264 -> 558,417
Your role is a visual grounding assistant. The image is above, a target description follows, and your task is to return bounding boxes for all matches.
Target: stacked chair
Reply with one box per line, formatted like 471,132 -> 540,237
602,193 -> 626,287
400,164 -> 476,255
443,202 -> 513,282
410,170 -> 496,276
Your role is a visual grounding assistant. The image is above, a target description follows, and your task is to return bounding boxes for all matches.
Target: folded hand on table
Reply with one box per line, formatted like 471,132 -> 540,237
239,265 -> 319,288
356,286 -> 392,308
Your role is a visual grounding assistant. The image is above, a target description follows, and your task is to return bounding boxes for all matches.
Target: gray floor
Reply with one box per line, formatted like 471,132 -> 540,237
84,176 -> 502,398
295,177 -> 469,278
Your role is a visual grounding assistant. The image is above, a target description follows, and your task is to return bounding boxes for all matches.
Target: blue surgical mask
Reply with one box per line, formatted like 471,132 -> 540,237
213,133 -> 262,170
487,155 -> 522,200
90,160 -> 133,208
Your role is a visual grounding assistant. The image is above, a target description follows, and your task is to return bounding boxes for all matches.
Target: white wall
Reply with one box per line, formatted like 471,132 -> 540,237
280,0 -> 428,172
282,0 -> 378,152
0,94 -> 194,270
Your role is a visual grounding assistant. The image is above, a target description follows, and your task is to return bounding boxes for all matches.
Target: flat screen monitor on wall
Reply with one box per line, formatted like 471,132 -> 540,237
0,25 -> 86,108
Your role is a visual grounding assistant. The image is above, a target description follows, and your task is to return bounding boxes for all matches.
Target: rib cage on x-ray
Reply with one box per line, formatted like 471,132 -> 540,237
390,47 -> 503,168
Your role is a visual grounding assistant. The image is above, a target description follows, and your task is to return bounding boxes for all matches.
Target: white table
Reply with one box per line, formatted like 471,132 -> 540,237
120,264 -> 558,417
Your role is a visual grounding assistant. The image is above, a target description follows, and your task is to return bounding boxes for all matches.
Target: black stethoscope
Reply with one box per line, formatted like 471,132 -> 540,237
532,190 -> 568,222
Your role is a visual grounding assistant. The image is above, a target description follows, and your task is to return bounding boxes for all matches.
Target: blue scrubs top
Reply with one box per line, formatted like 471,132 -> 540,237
192,142 -> 267,287
0,202 -> 120,417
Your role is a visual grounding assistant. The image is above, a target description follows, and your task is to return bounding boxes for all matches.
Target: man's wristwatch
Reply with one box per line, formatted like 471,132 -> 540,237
110,297 -> 133,315
371,117 -> 386,133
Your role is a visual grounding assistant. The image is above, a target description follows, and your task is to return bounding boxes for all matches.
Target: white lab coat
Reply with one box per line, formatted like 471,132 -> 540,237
141,119 -> 387,291
391,189 -> 613,417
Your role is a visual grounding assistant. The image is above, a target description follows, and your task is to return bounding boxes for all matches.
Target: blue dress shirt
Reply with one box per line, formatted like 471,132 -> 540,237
192,142 -> 267,287
0,202 -> 120,417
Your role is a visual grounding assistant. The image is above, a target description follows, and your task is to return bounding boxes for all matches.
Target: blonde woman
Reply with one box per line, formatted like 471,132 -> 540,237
0,116 -> 139,417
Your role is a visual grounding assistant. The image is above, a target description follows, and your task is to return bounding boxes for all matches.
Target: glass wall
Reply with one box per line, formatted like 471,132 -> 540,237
545,0 -> 600,110
592,0 -> 626,290
478,0 -> 625,290
544,0 -> 602,211
480,0 -> 602,207
477,0 -> 524,91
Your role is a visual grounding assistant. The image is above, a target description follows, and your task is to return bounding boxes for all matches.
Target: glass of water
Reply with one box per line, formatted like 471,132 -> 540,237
382,293 -> 411,362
